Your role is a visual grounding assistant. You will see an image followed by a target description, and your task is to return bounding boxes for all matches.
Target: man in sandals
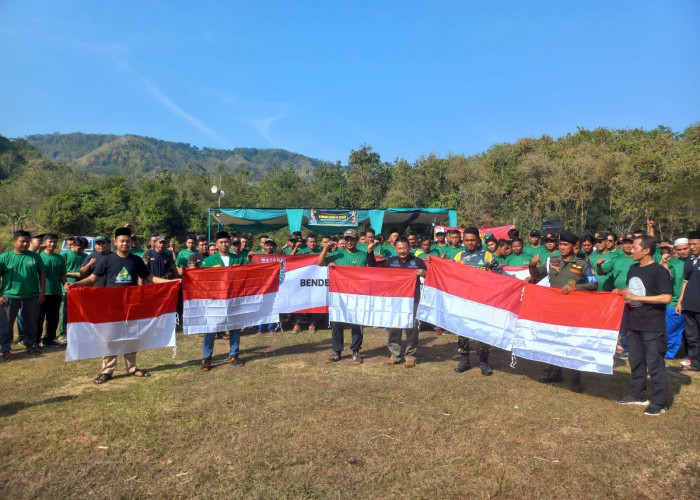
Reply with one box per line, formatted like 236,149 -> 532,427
67,227 -> 176,384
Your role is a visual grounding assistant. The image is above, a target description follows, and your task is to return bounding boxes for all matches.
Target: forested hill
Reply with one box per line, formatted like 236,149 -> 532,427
24,132 -> 326,178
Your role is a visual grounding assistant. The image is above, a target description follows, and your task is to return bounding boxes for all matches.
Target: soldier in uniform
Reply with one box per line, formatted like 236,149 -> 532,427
452,226 -> 510,376
529,231 -> 597,392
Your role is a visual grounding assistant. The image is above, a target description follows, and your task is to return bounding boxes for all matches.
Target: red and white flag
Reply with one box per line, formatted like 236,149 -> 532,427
65,281 -> 180,361
502,266 -> 531,281
252,254 -> 329,314
513,284 -> 625,374
182,262 -> 280,334
328,266 -> 417,329
417,258 -> 523,350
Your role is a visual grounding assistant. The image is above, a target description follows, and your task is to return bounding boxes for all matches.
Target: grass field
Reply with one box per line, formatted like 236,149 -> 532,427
1,326 -> 698,499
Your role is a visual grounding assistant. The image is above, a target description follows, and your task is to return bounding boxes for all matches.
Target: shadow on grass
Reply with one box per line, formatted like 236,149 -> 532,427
0,395 -> 78,417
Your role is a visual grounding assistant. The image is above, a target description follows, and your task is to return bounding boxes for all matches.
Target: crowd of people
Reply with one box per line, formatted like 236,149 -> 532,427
1,223 -> 698,416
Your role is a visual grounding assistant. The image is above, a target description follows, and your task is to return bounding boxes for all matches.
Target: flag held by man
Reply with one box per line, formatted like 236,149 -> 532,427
66,281 -> 180,361
182,262 -> 281,334
417,257 -> 523,350
329,266 -> 417,329
512,284 -> 625,374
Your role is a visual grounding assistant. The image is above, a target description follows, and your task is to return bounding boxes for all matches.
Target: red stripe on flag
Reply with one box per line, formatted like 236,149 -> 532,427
182,262 -> 280,300
424,257 -> 523,314
294,306 -> 329,314
251,253 -> 320,272
67,281 -> 180,324
329,266 -> 416,298
518,283 -> 625,331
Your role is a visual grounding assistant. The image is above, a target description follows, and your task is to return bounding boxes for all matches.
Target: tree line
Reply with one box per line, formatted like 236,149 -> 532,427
0,124 -> 697,252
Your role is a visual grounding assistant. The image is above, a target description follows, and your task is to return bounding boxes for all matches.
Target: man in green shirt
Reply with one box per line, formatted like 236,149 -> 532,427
592,232 -> 616,291
317,228 -> 368,364
295,234 -> 322,255
430,230 -> 449,256
37,234 -> 66,348
414,236 -> 441,260
381,230 -> 400,257
506,238 -> 531,266
200,231 -> 247,371
58,236 -> 88,342
442,229 -> 466,260
175,235 -> 197,275
493,239 -> 509,265
598,233 -> 636,291
0,230 -> 47,359
130,235 -> 145,257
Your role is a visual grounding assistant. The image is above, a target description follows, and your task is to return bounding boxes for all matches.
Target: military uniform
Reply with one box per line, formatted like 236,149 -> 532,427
453,247 -> 509,375
531,235 -> 597,391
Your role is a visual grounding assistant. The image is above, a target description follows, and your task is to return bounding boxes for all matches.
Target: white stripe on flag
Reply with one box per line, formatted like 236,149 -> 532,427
273,264 -> 328,314
417,285 -> 517,350
512,319 -> 618,374
329,292 -> 414,329
65,312 -> 176,361
183,292 -> 279,334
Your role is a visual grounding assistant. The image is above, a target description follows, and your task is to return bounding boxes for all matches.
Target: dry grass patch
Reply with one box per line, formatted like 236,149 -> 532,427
0,327 -> 698,499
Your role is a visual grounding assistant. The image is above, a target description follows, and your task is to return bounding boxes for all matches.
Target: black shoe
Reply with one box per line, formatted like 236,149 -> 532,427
643,404 -> 666,416
616,395 -> 649,405
454,357 -> 471,373
201,358 -> 212,371
480,362 -> 493,376
42,340 -> 63,348
538,372 -> 563,384
570,382 -> 584,393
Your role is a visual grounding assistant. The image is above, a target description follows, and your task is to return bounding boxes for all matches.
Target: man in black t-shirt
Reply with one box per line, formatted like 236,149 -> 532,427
68,227 -> 176,384
143,235 -> 178,279
80,235 -> 112,285
675,230 -> 700,371
617,235 -> 672,416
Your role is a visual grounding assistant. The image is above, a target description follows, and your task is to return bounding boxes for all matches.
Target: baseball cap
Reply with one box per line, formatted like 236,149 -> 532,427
544,232 -> 557,241
343,229 -> 358,238
264,238 -> 276,245
622,233 -> 634,242
530,230 -> 541,237
95,235 -> 110,243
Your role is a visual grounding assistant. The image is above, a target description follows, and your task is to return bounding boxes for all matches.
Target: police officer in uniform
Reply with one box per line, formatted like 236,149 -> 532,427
452,226 -> 510,376
529,231 -> 597,392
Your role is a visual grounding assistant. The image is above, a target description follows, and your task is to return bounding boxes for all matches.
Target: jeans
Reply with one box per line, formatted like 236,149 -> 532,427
203,329 -> 241,360
1,296 -> 40,352
330,322 -> 363,353
665,306 -> 684,359
627,329 -> 668,406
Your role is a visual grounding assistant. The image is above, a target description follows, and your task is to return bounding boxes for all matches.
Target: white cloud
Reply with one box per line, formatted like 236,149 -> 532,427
251,113 -> 287,145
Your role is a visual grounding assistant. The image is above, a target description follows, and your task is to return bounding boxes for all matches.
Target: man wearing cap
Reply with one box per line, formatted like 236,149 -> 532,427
530,230 -> 597,392
542,233 -> 561,259
367,236 -> 426,367
431,230 -> 449,256
662,238 -> 689,360
80,235 -> 113,284
675,231 -> 700,371
143,235 -> 178,279
524,230 -> 545,259
28,233 -> 45,253
317,228 -> 368,364
591,232 -> 616,291
68,227 -> 176,383
58,236 -> 88,342
199,231 -> 247,371
0,230 -> 47,360
36,234 -> 66,348
452,227 -> 510,376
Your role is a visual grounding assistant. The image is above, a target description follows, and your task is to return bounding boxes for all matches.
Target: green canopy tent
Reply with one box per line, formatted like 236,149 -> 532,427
208,208 -> 457,240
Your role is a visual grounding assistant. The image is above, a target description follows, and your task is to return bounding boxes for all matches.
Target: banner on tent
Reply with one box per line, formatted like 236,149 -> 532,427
308,209 -> 358,227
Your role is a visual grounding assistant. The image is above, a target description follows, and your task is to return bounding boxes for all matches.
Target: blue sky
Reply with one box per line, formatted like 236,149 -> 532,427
1,1 -> 698,163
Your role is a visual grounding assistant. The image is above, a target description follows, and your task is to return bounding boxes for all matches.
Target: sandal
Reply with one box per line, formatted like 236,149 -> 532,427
94,373 -> 112,384
129,368 -> 150,377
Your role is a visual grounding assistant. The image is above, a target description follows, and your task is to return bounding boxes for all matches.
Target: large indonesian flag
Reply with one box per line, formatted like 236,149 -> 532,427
328,266 -> 417,328
479,224 -> 515,240
417,258 -> 523,350
512,284 -> 625,374
182,262 -> 280,334
251,254 -> 329,314
503,266 -> 531,280
65,281 -> 180,361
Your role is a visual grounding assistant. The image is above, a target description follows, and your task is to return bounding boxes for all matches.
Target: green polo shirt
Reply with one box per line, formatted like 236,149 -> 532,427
668,258 -> 686,307
0,250 -> 46,299
326,249 -> 367,267
39,252 -> 66,295
62,249 -> 88,283
176,249 -> 195,267
443,246 -> 466,260
505,253 -> 531,266
297,247 -> 321,255
600,254 -> 635,291
592,251 -> 617,291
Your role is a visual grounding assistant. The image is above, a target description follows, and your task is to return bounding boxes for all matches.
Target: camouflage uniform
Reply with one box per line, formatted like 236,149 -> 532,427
453,248 -> 509,364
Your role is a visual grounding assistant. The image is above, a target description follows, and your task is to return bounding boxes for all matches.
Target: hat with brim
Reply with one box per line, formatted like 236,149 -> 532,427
343,229 -> 358,239
95,235 -> 110,243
